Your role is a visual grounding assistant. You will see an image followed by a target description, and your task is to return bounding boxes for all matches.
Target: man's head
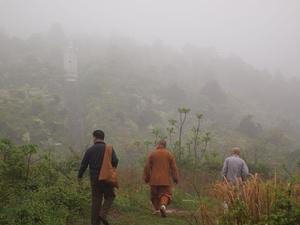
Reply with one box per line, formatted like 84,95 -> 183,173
156,139 -> 167,149
231,147 -> 241,156
93,130 -> 105,143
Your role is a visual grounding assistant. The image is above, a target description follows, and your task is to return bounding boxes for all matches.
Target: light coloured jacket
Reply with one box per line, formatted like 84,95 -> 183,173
222,155 -> 249,182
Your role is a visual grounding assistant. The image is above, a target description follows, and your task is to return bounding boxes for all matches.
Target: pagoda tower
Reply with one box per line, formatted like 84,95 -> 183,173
63,42 -> 84,152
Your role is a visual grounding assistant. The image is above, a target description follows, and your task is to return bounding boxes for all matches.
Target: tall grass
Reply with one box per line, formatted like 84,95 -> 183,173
212,174 -> 300,225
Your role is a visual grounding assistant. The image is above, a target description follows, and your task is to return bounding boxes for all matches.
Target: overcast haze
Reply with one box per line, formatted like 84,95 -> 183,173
0,0 -> 299,77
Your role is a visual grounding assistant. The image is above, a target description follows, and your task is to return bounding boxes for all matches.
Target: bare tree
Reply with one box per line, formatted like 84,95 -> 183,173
167,119 -> 177,147
192,113 -> 203,159
177,107 -> 191,160
151,127 -> 161,145
199,132 -> 211,161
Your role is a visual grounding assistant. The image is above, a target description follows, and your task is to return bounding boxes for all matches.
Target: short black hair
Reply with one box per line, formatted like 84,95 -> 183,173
93,130 -> 105,140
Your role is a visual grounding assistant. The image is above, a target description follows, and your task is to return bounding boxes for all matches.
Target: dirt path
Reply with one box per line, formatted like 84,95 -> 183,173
166,208 -> 191,216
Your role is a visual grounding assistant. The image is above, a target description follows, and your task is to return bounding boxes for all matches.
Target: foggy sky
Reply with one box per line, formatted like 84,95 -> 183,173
0,0 -> 299,77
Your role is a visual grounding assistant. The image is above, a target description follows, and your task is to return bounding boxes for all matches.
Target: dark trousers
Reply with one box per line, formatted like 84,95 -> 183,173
91,180 -> 115,225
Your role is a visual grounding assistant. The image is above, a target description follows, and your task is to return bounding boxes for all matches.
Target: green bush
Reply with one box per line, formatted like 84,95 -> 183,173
0,138 -> 89,225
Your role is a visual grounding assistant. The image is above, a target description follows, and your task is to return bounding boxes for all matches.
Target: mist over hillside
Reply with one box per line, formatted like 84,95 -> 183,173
1,0 -> 300,77
1,25 -> 300,169
1,1 -> 300,224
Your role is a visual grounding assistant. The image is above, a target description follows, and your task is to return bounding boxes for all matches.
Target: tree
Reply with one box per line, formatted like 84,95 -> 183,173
200,80 -> 227,103
167,119 -> 177,147
238,115 -> 263,138
177,107 -> 191,160
151,127 -> 161,145
192,113 -> 203,159
199,132 -> 211,161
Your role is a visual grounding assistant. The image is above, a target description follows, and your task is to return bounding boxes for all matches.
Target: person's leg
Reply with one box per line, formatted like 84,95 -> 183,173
159,186 -> 172,206
150,186 -> 160,211
91,181 -> 104,225
100,184 -> 115,221
158,186 -> 172,217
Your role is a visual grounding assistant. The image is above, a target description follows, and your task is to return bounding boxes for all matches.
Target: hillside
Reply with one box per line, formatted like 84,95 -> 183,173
0,27 -> 300,169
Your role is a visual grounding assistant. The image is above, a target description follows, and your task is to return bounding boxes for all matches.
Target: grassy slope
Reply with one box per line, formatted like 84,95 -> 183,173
110,188 -> 194,225
77,205 -> 189,225
112,210 -> 188,225
75,181 -> 196,225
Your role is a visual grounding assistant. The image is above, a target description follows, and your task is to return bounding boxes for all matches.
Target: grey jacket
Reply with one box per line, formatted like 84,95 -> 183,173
222,155 -> 249,182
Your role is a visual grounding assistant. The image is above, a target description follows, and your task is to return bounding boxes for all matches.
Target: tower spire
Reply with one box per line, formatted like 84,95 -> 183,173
64,41 -> 78,82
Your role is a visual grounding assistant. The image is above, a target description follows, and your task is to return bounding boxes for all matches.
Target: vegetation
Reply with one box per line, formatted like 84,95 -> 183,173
2,137 -> 300,225
1,27 -> 300,224
0,138 -> 195,225
207,175 -> 300,225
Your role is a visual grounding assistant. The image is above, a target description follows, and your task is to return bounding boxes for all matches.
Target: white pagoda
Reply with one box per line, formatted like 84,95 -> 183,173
64,43 -> 78,82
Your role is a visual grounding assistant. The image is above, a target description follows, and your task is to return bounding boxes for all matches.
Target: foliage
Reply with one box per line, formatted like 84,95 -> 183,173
159,109 -> 211,168
212,175 -> 300,225
1,28 -> 300,224
0,138 -> 89,225
2,137 -> 300,225
1,29 -> 300,170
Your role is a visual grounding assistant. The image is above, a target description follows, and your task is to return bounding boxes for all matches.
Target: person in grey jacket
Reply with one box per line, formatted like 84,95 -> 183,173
222,147 -> 249,183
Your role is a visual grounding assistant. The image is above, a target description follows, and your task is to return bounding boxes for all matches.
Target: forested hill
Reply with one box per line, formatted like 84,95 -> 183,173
0,26 -> 300,168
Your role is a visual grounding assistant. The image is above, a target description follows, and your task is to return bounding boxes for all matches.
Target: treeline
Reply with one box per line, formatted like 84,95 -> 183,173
0,138 -> 88,225
0,25 -> 300,171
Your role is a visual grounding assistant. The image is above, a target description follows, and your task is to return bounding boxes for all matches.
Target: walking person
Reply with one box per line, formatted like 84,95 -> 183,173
222,147 -> 249,183
222,147 -> 249,214
143,140 -> 179,217
78,130 -> 119,225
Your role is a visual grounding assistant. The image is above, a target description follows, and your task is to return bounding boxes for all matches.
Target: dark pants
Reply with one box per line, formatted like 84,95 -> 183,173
150,185 -> 172,210
91,180 -> 115,225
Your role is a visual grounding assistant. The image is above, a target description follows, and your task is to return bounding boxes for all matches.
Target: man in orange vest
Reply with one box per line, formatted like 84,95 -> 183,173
143,140 -> 179,217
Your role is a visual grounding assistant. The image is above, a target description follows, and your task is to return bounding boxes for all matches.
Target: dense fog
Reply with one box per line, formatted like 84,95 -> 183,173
1,0 -> 300,76
2,1 -> 300,225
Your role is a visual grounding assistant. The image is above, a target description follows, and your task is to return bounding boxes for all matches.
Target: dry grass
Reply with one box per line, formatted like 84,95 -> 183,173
195,203 -> 215,225
211,174 -> 300,224
213,174 -> 276,222
184,203 -> 215,225
116,169 -> 300,225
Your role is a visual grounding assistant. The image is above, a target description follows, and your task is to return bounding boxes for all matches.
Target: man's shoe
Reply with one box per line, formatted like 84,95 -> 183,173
99,216 -> 109,225
160,205 -> 167,218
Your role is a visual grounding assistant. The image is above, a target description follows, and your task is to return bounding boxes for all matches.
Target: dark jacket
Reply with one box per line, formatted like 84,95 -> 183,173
78,141 -> 119,181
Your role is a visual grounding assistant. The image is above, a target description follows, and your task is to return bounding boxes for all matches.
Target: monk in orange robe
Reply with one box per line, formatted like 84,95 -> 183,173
143,140 -> 179,217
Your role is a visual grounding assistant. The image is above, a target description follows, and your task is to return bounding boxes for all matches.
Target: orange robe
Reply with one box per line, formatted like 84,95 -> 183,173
143,148 -> 179,209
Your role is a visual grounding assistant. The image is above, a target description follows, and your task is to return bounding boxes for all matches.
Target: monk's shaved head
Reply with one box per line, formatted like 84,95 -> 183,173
231,147 -> 241,155
157,140 -> 167,148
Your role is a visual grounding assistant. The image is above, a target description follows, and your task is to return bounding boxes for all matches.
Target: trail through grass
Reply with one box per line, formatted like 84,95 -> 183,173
111,208 -> 189,225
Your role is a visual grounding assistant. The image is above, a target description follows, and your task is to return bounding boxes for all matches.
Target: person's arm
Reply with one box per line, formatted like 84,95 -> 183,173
143,154 -> 152,183
170,154 -> 179,184
78,150 -> 89,179
241,160 -> 249,181
222,159 -> 228,180
111,148 -> 119,168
